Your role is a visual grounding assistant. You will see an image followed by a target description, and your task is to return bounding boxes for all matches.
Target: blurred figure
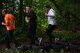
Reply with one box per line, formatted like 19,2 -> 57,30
26,6 -> 37,45
45,4 -> 57,43
2,9 -> 18,49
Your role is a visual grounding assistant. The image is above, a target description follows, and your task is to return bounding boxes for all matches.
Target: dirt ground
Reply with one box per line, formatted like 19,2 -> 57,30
0,43 -> 79,53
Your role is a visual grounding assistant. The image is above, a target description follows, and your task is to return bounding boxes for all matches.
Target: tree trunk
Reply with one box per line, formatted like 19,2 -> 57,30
0,0 -> 3,22
0,0 -> 3,35
19,0 -> 23,26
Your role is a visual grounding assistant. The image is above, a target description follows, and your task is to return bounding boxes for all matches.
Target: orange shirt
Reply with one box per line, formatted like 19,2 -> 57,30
4,14 -> 15,30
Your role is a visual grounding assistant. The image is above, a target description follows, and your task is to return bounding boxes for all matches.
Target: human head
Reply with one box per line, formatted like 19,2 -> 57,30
26,5 -> 32,13
45,4 -> 51,8
2,9 -> 8,16
45,4 -> 51,12
28,5 -> 32,8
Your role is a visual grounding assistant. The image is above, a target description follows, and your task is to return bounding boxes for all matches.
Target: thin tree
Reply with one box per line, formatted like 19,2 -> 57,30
50,0 -> 62,13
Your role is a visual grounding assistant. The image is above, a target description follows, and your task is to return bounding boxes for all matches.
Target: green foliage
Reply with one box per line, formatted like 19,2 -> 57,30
32,0 -> 58,30
0,49 -> 64,53
53,31 -> 80,41
56,0 -> 80,30
0,0 -> 80,43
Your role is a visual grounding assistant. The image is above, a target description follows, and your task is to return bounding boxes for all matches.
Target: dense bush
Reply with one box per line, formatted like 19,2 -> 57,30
56,0 -> 80,30
0,0 -> 80,42
53,31 -> 80,42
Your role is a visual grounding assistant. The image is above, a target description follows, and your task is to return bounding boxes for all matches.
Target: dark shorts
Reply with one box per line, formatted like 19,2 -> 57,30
46,24 -> 57,34
27,22 -> 37,38
5,30 -> 15,43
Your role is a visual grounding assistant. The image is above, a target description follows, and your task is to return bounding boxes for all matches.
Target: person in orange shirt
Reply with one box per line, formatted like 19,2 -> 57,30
2,9 -> 16,49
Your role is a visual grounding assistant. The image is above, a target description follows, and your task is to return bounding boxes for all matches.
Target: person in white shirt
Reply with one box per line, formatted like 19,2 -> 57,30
45,4 -> 57,43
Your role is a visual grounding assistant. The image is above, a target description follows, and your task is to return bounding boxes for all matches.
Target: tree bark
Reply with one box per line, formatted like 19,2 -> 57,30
0,0 -> 3,35
19,0 -> 23,26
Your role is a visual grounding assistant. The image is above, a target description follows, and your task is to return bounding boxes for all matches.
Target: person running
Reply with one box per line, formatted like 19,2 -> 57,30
44,4 -> 57,44
26,6 -> 37,45
2,9 -> 17,49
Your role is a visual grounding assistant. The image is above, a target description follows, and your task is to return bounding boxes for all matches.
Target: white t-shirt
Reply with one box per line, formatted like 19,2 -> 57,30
47,9 -> 57,25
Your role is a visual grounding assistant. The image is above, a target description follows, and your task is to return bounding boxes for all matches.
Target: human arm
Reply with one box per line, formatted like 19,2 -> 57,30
2,22 -> 6,25
2,21 -> 10,26
29,11 -> 37,21
45,9 -> 56,17
2,16 -> 10,26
